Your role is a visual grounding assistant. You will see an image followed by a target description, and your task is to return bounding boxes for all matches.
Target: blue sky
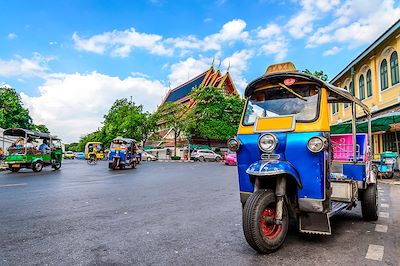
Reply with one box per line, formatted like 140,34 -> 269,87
0,0 -> 399,142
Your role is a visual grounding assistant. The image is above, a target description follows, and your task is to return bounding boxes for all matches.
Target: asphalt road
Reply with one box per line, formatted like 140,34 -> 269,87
0,160 -> 399,265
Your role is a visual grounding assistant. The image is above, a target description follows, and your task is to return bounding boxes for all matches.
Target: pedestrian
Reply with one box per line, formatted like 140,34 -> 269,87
0,147 -> 3,161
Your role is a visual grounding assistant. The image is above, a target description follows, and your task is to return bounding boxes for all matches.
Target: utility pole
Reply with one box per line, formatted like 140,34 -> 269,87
130,96 -> 133,139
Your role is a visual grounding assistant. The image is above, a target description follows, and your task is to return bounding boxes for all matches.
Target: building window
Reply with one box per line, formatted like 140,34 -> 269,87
344,85 -> 349,108
366,70 -> 372,97
390,51 -> 399,85
349,81 -> 354,96
331,103 -> 339,114
358,74 -> 365,100
380,59 -> 389,90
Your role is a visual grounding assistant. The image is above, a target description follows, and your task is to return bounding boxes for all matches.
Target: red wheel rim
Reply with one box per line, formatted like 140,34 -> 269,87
260,207 -> 282,240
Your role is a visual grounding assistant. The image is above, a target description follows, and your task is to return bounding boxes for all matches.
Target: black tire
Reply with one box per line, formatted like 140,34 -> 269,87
215,156 -> 221,162
199,156 -> 205,162
32,161 -> 43,172
243,189 -> 289,254
385,172 -> 394,179
10,167 -> 20,172
147,158 -> 151,161
52,161 -> 61,170
361,183 -> 379,221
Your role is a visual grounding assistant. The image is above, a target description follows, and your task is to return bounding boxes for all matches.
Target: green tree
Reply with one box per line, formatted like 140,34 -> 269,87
303,69 -> 329,81
185,86 -> 244,141
140,112 -> 157,147
65,142 -> 79,152
155,102 -> 187,156
0,86 -> 32,129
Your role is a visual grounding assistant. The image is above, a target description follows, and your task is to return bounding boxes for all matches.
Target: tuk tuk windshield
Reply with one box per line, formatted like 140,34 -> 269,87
243,84 -> 320,125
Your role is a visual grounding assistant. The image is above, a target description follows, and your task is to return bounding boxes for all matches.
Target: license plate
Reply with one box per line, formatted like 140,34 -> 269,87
11,164 -> 20,167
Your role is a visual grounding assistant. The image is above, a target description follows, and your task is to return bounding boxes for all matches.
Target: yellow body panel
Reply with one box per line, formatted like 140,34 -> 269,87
238,87 -> 330,134
255,116 -> 294,132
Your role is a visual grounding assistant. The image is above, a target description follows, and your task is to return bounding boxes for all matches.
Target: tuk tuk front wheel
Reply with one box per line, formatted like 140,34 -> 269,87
361,183 -> 378,221
242,189 -> 288,254
32,161 -> 43,172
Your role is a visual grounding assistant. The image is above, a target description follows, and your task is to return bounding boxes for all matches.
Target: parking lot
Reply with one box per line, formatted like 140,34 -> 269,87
0,160 -> 399,265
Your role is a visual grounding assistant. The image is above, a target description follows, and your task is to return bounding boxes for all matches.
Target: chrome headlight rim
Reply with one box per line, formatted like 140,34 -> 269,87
307,136 -> 327,153
227,137 -> 241,152
258,133 -> 278,153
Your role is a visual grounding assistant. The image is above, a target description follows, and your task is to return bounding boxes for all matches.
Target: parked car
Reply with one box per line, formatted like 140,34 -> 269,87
225,151 -> 237,165
191,149 -> 221,162
141,151 -> 157,161
76,152 -> 85,159
64,151 -> 75,159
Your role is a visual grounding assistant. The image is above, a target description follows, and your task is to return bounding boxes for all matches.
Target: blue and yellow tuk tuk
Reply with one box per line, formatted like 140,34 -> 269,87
108,137 -> 137,170
228,62 -> 377,253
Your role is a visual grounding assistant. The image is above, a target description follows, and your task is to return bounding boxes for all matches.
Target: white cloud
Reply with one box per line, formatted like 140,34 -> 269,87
74,19 -> 249,57
0,53 -> 51,78
323,46 -> 342,56
222,49 -> 254,91
72,28 -> 173,57
21,72 -> 167,142
255,23 -> 288,61
168,57 -> 211,87
286,0 -> 340,38
7,33 -> 17,40
306,0 -> 400,48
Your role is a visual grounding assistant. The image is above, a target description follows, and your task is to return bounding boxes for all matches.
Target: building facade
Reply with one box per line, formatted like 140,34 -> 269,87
330,19 -> 400,155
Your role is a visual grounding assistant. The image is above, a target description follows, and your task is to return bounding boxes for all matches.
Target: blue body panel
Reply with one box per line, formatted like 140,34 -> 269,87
237,132 -> 327,200
343,164 -> 366,181
109,150 -> 131,163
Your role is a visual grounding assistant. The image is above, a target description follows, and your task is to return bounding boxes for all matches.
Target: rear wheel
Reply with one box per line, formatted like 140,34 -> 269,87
215,156 -> 221,162
10,167 -> 20,172
243,189 -> 289,253
52,161 -> 61,170
199,156 -> 205,162
361,183 -> 379,221
384,172 -> 394,179
32,161 -> 43,172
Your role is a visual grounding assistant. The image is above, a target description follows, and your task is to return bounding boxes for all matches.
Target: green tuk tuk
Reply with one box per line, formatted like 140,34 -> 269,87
2,128 -> 62,172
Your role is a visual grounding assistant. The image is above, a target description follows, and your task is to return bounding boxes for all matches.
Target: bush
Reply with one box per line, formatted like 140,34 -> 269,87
171,156 -> 181,160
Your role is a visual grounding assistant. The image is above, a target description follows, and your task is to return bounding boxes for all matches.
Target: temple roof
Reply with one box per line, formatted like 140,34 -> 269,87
164,71 -> 208,103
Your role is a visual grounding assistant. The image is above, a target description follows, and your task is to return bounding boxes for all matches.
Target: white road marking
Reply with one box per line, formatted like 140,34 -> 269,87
365,244 -> 384,261
381,198 -> 387,202
0,183 -> 27,188
108,174 -> 126,177
380,203 -> 389,208
375,224 -> 388,233
379,212 -> 389,218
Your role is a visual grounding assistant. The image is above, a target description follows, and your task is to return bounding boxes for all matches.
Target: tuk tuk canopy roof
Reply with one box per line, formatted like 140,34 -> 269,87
112,136 -> 136,144
330,112 -> 400,134
3,128 -> 60,140
244,71 -> 371,116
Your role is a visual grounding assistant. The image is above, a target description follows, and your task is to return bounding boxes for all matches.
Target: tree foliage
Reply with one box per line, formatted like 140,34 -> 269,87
0,86 -> 50,132
154,101 -> 187,156
73,98 -> 158,151
0,86 -> 32,129
303,69 -> 329,81
185,86 -> 244,141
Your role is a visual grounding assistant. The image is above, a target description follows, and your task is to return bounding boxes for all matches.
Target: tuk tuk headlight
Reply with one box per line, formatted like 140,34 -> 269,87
307,137 -> 327,153
258,133 -> 277,153
227,137 -> 241,152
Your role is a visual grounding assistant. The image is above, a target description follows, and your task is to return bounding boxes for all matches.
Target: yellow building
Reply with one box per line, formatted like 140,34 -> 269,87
330,19 -> 400,156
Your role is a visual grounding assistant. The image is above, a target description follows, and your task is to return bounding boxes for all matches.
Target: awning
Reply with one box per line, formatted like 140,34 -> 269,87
330,112 -> 400,134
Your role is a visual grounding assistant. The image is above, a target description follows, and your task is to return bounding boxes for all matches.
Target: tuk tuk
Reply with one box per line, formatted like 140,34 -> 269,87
108,137 -> 137,170
2,128 -> 62,172
84,142 -> 105,160
374,151 -> 398,179
228,62 -> 377,253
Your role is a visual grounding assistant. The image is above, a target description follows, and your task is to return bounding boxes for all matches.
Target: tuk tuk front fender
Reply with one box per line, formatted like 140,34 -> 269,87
32,157 -> 44,163
246,160 -> 302,188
